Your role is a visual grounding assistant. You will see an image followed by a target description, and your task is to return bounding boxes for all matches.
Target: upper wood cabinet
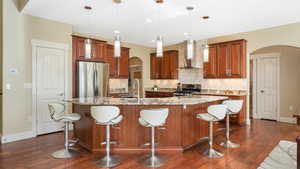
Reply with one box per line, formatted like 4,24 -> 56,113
150,50 -> 178,80
93,40 -> 107,62
204,39 -> 247,79
72,35 -> 107,62
203,45 -> 218,78
106,44 -> 129,79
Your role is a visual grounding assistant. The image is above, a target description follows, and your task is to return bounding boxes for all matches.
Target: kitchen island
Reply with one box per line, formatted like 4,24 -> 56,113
67,96 -> 228,153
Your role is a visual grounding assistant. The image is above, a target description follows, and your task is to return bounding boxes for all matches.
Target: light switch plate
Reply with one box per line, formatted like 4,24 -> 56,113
6,83 -> 11,90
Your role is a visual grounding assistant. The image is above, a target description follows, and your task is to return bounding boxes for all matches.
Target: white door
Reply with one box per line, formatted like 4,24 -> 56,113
36,46 -> 66,135
256,55 -> 278,120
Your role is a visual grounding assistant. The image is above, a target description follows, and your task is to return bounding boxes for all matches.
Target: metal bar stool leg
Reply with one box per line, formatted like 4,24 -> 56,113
52,122 -> 80,158
140,127 -> 164,167
220,115 -> 240,148
203,121 -> 224,158
95,124 -> 120,167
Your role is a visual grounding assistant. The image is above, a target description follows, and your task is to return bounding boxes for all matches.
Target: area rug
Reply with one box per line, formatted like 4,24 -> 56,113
257,140 -> 297,169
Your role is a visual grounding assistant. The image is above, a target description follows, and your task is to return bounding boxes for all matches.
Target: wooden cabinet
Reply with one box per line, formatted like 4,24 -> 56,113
145,91 -> 174,98
203,45 -> 218,78
150,53 -> 162,79
72,35 -> 130,97
92,40 -> 107,62
106,45 -> 129,79
150,50 -> 178,80
204,39 -> 246,79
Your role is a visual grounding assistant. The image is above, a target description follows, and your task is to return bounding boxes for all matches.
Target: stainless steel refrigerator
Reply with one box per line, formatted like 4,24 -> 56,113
78,61 -> 109,98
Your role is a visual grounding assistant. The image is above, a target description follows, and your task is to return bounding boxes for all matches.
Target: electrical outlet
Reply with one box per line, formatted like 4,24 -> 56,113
289,106 -> 295,112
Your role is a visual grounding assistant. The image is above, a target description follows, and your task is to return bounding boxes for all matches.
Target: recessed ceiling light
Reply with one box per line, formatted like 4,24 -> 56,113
113,0 -> 124,4
183,32 -> 189,36
146,18 -> 153,23
202,16 -> 210,20
84,6 -> 92,10
186,6 -> 194,11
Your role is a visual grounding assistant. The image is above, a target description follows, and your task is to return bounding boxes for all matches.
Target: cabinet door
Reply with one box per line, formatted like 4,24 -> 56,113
217,43 -> 230,78
228,41 -> 246,78
93,40 -> 107,62
107,45 -> 117,78
76,37 -> 86,59
161,53 -> 170,79
119,47 -> 129,78
169,51 -> 179,79
203,45 -> 218,78
150,53 -> 162,79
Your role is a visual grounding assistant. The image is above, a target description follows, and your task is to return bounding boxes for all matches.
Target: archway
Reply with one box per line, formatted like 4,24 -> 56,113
250,45 -> 300,123
129,57 -> 144,98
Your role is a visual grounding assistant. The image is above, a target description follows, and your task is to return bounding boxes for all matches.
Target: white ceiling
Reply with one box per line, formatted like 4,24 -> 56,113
23,0 -> 300,47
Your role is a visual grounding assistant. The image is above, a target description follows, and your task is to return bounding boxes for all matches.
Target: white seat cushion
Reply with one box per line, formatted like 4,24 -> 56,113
139,118 -> 151,127
59,113 -> 81,122
197,113 -> 220,122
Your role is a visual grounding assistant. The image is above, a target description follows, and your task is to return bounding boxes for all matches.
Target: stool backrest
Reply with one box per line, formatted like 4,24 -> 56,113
223,100 -> 243,113
91,106 -> 120,124
48,103 -> 65,122
207,104 -> 227,120
140,108 -> 169,126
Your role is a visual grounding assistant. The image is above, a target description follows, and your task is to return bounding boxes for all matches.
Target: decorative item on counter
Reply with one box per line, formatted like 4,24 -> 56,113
153,85 -> 159,91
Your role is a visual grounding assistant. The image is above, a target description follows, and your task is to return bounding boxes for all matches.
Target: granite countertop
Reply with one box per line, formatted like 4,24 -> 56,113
65,95 -> 228,106
193,90 -> 248,96
145,88 -> 176,93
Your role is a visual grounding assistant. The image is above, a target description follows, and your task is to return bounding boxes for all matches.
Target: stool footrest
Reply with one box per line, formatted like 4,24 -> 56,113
141,142 -> 158,147
101,141 -> 118,145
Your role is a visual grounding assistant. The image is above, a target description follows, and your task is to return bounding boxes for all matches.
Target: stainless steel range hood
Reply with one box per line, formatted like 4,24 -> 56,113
179,40 -> 201,69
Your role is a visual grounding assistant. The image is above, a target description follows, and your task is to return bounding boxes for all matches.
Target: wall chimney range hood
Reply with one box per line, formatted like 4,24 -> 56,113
180,40 -> 200,69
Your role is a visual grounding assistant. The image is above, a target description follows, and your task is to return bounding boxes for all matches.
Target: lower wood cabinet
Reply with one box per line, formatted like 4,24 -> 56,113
145,91 -> 174,98
204,39 -> 246,79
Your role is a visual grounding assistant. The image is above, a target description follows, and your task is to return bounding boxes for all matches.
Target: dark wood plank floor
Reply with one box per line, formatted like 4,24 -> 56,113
0,120 -> 298,169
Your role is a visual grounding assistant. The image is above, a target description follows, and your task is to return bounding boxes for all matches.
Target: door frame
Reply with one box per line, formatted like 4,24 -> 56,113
252,53 -> 280,120
31,40 -> 69,136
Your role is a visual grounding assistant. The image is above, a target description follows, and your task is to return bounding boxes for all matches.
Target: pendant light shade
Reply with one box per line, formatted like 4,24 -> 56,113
156,35 -> 163,57
203,43 -> 209,62
114,32 -> 121,58
85,39 -> 92,59
186,39 -> 195,60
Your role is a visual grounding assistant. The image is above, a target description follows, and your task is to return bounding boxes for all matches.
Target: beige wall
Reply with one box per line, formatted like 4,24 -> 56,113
252,46 -> 300,118
3,0 -> 73,136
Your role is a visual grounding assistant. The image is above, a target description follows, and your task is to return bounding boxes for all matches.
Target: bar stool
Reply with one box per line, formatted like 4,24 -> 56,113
220,100 -> 244,148
91,106 -> 123,168
197,104 -> 227,158
138,108 -> 169,167
48,103 -> 81,158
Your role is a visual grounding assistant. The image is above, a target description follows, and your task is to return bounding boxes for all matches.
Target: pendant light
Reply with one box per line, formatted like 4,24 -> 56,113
113,0 -> 122,58
114,31 -> 121,58
84,39 -> 92,59
185,6 -> 195,60
156,35 -> 163,57
155,0 -> 163,57
203,39 -> 209,62
84,6 -> 93,59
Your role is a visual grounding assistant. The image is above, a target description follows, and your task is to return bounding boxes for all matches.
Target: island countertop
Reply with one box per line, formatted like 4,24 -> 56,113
65,95 -> 228,106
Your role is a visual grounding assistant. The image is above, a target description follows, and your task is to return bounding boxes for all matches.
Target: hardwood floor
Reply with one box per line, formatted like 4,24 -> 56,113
0,120 -> 298,169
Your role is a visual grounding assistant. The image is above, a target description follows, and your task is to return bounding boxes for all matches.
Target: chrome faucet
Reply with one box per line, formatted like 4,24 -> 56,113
135,79 -> 140,102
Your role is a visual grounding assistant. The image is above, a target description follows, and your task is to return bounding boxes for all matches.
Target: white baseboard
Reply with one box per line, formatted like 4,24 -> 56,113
1,131 -> 36,144
278,117 -> 296,124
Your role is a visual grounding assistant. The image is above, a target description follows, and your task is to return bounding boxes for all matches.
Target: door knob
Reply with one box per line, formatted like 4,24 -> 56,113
260,90 -> 264,93
58,93 -> 64,96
